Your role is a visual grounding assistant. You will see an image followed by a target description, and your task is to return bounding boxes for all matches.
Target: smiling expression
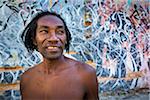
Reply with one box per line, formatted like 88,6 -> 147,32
34,15 -> 67,60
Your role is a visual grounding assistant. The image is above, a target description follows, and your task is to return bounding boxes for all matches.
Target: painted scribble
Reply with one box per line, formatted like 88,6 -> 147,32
0,0 -> 149,99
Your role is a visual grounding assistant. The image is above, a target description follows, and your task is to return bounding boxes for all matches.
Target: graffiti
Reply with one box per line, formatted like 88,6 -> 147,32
0,0 -> 149,99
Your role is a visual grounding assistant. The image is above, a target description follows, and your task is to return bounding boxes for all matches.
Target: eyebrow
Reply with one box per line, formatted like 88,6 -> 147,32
37,25 -> 64,30
57,26 -> 64,29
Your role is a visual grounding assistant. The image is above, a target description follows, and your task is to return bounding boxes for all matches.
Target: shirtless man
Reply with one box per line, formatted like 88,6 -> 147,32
20,11 -> 99,100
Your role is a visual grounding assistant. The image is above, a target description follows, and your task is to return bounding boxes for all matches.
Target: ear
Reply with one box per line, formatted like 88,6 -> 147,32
33,38 -> 37,46
65,41 -> 67,44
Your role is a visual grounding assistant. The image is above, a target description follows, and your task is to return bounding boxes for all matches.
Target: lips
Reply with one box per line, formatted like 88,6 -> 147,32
46,46 -> 61,52
47,46 -> 58,49
44,42 -> 63,52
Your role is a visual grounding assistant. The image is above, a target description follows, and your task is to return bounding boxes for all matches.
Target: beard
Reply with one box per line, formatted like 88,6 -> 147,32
40,47 -> 64,60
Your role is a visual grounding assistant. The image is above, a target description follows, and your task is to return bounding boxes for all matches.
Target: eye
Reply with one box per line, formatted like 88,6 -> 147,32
56,29 -> 65,35
39,30 -> 48,33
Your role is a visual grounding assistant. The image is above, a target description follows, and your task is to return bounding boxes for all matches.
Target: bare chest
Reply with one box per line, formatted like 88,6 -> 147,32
27,71 -> 85,99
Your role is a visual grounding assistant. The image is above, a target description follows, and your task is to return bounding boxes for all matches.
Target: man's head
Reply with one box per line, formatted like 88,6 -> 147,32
22,11 -> 71,59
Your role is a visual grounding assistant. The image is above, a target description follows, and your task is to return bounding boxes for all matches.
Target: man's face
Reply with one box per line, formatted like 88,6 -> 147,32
35,15 -> 67,60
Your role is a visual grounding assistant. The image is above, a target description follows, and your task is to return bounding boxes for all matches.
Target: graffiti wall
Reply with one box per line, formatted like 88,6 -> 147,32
0,0 -> 149,99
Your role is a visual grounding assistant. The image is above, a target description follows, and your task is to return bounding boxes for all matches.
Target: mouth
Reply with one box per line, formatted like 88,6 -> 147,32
46,46 -> 60,51
47,46 -> 59,49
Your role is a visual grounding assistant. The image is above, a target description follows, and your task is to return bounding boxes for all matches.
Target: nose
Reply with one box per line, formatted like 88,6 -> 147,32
47,32 -> 59,43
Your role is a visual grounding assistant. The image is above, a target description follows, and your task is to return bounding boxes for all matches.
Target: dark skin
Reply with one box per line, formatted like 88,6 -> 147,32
20,15 -> 99,100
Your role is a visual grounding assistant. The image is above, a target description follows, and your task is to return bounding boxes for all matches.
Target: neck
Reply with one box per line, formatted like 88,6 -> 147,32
42,55 -> 66,74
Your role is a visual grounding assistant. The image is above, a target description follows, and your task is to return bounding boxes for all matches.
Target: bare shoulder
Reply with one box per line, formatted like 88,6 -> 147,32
20,65 -> 38,83
68,59 -> 99,99
20,66 -> 37,93
67,57 -> 96,75
21,66 -> 36,76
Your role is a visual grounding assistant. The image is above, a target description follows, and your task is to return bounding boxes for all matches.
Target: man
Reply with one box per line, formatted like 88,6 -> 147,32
20,11 -> 99,100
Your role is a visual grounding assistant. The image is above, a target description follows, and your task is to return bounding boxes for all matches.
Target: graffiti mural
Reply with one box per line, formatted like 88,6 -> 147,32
0,0 -> 149,99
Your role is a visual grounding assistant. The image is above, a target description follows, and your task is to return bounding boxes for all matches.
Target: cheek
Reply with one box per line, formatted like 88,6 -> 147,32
62,36 -> 67,45
35,34 -> 46,43
35,36 -> 45,48
58,34 -> 66,43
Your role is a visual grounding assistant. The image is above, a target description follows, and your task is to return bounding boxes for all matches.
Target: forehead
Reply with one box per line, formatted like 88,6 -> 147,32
37,15 -> 64,26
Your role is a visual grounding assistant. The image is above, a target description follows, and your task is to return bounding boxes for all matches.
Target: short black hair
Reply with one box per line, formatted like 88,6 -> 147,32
21,11 -> 71,53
